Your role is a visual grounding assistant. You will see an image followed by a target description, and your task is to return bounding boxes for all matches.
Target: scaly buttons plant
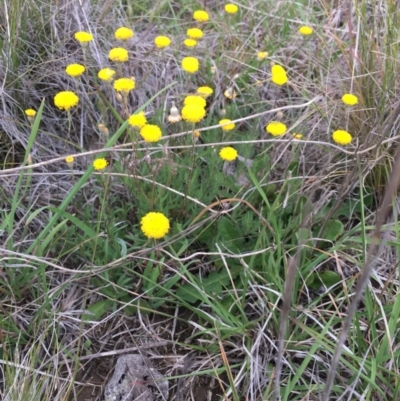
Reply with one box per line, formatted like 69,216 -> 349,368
184,39 -> 197,48
109,47 -> 129,62
266,121 -> 287,136
93,158 -> 108,170
193,10 -> 209,22
140,212 -> 170,239
332,130 -> 352,145
25,109 -> 36,117
197,86 -> 213,98
74,31 -> 93,43
187,28 -> 204,39
184,95 -> 206,108
299,26 -> 314,35
115,27 -> 134,40
341,94 -> 358,106
113,78 -> 135,93
154,36 -> 171,48
140,124 -> 162,142
182,104 -> 206,123
225,4 -> 239,14
219,119 -> 235,131
182,57 -> 199,73
54,91 -> 79,111
128,112 -> 147,128
98,68 -> 116,81
219,147 -> 238,161
271,64 -> 288,85
65,63 -> 85,77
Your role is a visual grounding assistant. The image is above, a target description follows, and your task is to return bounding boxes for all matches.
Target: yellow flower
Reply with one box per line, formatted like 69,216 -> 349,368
98,68 -> 116,81
224,87 -> 237,99
109,47 -> 129,62
140,212 -> 170,239
293,133 -> 303,139
65,156 -> 74,167
197,86 -> 213,98
128,112 -> 147,128
181,104 -> 206,123
225,3 -> 239,14
341,93 -> 358,106
332,130 -> 352,145
115,27 -> 134,40
154,35 -> 171,48
140,124 -> 162,142
299,26 -> 313,35
184,39 -> 197,48
93,158 -> 108,171
257,51 -> 269,61
113,78 -> 135,93
184,95 -> 206,108
219,119 -> 235,131
219,147 -> 238,161
54,91 -> 79,111
167,103 -> 182,123
271,64 -> 288,85
65,63 -> 85,77
74,31 -> 93,43
187,28 -> 203,39
193,10 -> 209,22
25,109 -> 36,117
182,56 -> 199,73
266,121 -> 287,136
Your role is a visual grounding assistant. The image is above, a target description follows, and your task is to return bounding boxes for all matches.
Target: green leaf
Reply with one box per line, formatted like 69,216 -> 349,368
82,299 -> 113,321
307,271 -> 341,290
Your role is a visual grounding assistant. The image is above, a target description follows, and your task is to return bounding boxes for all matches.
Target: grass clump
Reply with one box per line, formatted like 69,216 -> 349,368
1,1 -> 400,401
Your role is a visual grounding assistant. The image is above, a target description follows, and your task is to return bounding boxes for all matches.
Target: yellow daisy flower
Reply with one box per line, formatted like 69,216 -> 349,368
266,121 -> 287,136
98,68 -> 116,81
257,51 -> 269,61
25,109 -> 36,117
225,4 -> 239,14
197,86 -> 213,98
182,56 -> 199,73
332,130 -> 352,145
109,47 -> 129,62
181,104 -> 206,123
184,95 -> 206,108
187,28 -> 203,39
115,27 -> 134,40
113,78 -> 135,93
54,91 -> 79,111
299,26 -> 313,35
141,212 -> 170,239
341,93 -> 358,106
154,35 -> 171,48
128,112 -> 147,128
93,158 -> 108,171
219,146 -> 238,161
140,124 -> 162,142
65,63 -> 85,77
271,64 -> 288,85
193,10 -> 209,22
65,156 -> 74,167
74,31 -> 93,43
219,119 -> 235,131
184,39 -> 197,48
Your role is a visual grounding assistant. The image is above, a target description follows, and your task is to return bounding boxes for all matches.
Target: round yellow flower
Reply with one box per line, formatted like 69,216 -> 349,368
140,212 -> 170,239
25,109 -> 36,117
65,155 -> 74,165
115,27 -> 134,40
271,65 -> 288,85
257,51 -> 269,61
184,95 -> 206,108
187,28 -> 203,39
182,56 -> 199,73
299,26 -> 313,35
341,93 -> 358,106
219,147 -> 238,161
74,31 -> 93,43
98,68 -> 116,81
154,35 -> 171,48
197,86 -> 213,98
65,63 -> 85,77
225,3 -> 239,14
266,121 -> 287,136
184,39 -> 197,48
109,47 -> 129,62
182,104 -> 206,123
193,10 -> 209,22
332,130 -> 352,145
128,112 -> 147,128
113,78 -> 135,93
293,133 -> 303,139
54,91 -> 79,111
219,119 -> 235,131
140,124 -> 162,142
93,158 -> 108,171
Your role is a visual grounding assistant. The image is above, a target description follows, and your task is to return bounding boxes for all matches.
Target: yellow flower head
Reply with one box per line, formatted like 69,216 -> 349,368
219,119 -> 235,131
184,95 -> 206,108
187,28 -> 203,39
154,35 -> 171,48
299,26 -> 313,35
332,130 -> 352,145
224,87 -> 237,100
271,64 -> 288,85
184,39 -> 197,48
115,27 -> 134,40
266,121 -> 287,136
140,124 -> 162,142
141,211 -> 170,239
65,156 -> 74,166
193,10 -> 209,22
341,93 -> 358,106
109,47 -> 129,62
74,31 -> 93,43
182,104 -> 206,123
98,68 -> 116,81
257,51 -> 269,61
65,63 -> 85,77
93,158 -> 108,171
113,77 -> 135,93
197,86 -> 213,98
25,109 -> 36,117
225,3 -> 239,14
182,56 -> 199,73
167,103 -> 182,123
129,112 -> 147,128
54,91 -> 79,111
219,146 -> 238,161
293,133 -> 303,140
